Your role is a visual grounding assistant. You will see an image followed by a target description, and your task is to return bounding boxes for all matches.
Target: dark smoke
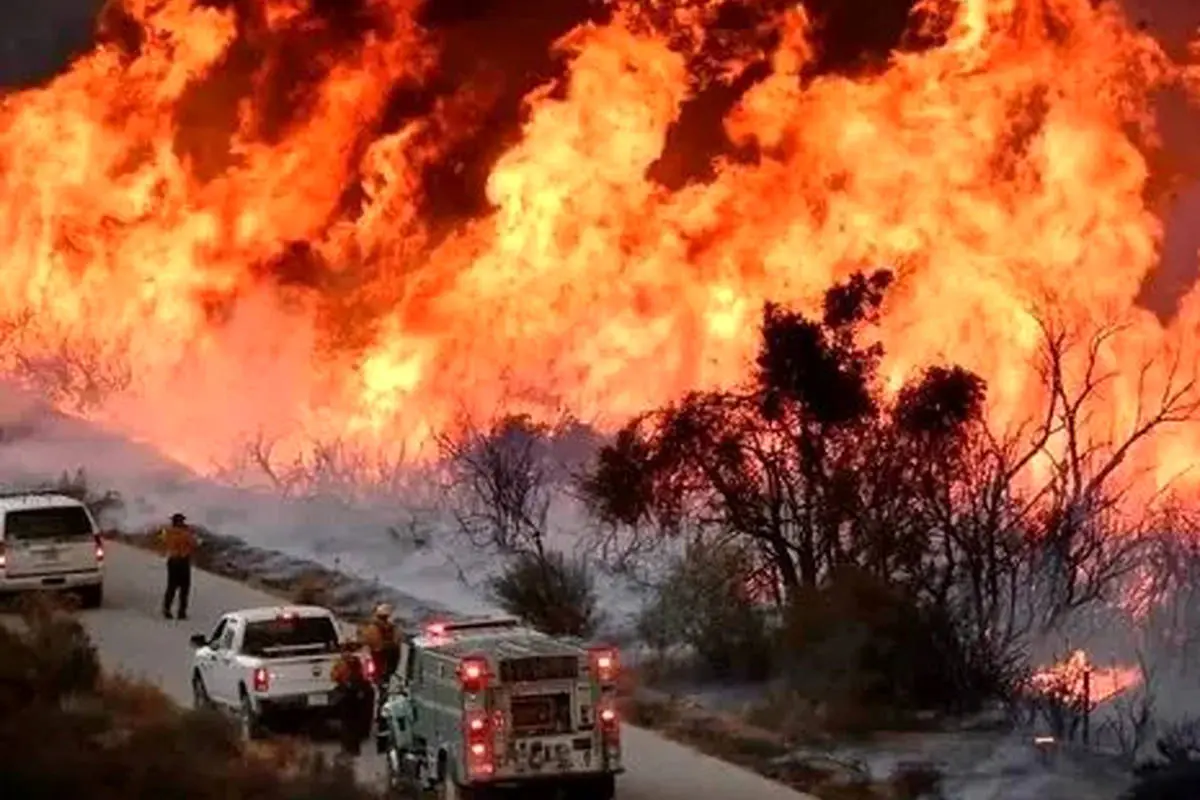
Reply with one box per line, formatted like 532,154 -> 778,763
0,0 -> 104,89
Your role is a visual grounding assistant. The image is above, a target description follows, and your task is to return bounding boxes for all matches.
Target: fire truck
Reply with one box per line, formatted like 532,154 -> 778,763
376,616 -> 623,799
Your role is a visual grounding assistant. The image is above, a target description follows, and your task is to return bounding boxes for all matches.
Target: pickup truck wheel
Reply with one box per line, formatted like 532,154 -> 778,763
78,584 -> 103,609
191,672 -> 212,710
587,774 -> 616,800
239,691 -> 265,741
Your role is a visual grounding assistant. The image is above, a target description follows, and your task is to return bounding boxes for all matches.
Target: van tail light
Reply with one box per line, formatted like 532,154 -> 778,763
589,647 -> 619,684
94,534 -> 105,563
458,657 -> 489,694
0,541 -> 6,570
464,709 -> 494,778
252,667 -> 270,693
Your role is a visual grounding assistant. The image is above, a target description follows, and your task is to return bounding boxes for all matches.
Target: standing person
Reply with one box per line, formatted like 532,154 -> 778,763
360,603 -> 401,686
331,644 -> 375,758
159,512 -> 197,620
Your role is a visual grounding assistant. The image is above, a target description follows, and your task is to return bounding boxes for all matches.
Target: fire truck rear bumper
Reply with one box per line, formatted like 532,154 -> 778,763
474,769 -> 623,789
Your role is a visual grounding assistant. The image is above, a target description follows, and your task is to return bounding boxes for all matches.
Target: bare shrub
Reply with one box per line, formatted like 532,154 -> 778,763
437,413 -> 565,556
0,312 -> 131,412
1101,651 -> 1156,763
231,433 -> 415,505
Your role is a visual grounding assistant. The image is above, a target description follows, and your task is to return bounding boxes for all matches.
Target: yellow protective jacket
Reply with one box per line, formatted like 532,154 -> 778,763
360,619 -> 398,654
159,524 -> 197,559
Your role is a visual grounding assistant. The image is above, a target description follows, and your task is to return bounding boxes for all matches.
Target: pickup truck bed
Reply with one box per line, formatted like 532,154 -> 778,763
189,605 -> 370,738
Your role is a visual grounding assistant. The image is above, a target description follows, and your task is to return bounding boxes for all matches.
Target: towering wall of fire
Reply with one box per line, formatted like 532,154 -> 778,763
0,0 -> 1198,479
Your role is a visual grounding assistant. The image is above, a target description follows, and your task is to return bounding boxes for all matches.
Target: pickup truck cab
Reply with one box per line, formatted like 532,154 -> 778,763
0,491 -> 104,608
188,605 -> 372,739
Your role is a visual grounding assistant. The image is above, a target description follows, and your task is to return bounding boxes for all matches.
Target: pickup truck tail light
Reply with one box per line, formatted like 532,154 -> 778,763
252,667 -> 270,693
94,534 -> 105,563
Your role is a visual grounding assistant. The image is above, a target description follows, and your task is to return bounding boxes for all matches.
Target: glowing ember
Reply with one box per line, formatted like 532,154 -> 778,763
0,1 -> 1198,475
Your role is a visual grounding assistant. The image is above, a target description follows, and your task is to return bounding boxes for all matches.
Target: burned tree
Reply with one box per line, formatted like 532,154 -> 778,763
581,269 -> 1199,716
437,413 -> 563,557
580,268 -> 976,601
439,413 -> 601,637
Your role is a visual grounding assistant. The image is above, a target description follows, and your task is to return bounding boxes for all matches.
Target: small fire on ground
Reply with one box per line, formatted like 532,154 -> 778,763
1031,649 -> 1142,707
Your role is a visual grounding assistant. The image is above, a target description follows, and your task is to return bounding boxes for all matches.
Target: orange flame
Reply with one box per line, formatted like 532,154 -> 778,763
1031,649 -> 1142,707
0,0 -> 1198,476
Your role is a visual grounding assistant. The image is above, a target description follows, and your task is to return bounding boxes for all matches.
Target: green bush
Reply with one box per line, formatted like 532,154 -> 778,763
782,567 -> 1010,728
491,549 -> 601,638
637,541 -> 775,682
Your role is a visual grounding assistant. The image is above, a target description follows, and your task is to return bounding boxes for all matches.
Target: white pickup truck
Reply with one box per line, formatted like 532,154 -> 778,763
188,605 -> 374,739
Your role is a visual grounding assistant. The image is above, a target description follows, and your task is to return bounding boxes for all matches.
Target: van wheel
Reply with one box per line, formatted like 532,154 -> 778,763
79,584 -> 103,609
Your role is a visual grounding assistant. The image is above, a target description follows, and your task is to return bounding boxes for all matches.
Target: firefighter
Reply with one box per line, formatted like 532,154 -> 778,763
159,512 -> 198,620
360,603 -> 401,686
331,644 -> 375,757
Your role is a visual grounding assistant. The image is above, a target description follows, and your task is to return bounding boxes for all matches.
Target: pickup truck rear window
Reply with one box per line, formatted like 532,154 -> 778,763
4,506 -> 94,542
242,616 -> 339,657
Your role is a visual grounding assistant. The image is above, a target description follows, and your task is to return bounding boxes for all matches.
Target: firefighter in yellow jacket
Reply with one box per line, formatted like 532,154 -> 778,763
359,603 -> 401,686
159,513 -> 198,620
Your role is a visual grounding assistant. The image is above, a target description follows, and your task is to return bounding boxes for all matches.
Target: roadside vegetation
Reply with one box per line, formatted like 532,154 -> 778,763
0,594 -> 377,800
13,269 -> 1200,797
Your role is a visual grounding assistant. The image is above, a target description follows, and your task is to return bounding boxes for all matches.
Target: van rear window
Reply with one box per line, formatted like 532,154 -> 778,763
4,506 -> 94,541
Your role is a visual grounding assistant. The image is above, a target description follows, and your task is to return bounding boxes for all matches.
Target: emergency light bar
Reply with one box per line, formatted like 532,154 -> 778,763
424,616 -> 521,638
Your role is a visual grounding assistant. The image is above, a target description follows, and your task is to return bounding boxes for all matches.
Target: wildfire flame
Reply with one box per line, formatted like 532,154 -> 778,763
1,0 -> 1199,475
1031,649 -> 1142,707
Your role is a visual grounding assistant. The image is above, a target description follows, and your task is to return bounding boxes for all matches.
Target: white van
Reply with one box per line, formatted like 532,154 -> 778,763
0,491 -> 104,608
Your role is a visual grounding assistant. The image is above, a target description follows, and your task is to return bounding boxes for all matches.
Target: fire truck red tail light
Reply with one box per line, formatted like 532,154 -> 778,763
589,647 -> 620,683
464,709 -> 494,777
252,667 -> 270,692
598,701 -> 620,746
459,657 -> 488,693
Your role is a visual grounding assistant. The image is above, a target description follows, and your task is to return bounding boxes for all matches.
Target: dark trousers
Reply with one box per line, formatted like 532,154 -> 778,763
163,557 -> 192,617
337,683 -> 374,756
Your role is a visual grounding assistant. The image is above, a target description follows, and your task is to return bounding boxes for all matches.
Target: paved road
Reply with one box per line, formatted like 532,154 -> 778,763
42,543 -> 811,799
